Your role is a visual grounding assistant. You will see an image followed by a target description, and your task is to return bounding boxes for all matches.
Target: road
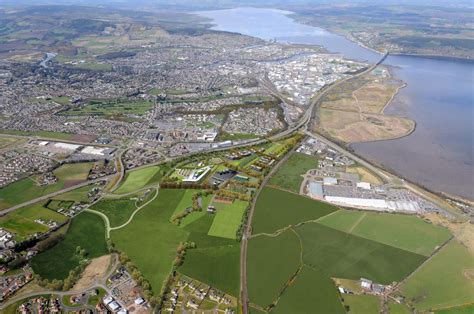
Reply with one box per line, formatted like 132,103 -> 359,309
0,175 -> 112,216
0,254 -> 120,311
240,51 -> 389,314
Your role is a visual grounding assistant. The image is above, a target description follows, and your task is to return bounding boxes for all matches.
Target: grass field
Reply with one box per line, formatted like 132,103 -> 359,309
207,200 -> 248,239
247,230 -> 301,307
268,152 -> 317,192
60,99 -> 152,117
31,212 -> 108,280
388,301 -> 412,314
346,166 -> 383,185
179,244 -> 240,296
272,266 -> 345,314
0,203 -> 68,240
50,185 -> 94,203
435,304 -> 474,314
114,166 -> 161,194
252,187 -> 338,234
90,197 -> 137,227
342,294 -> 381,314
400,240 -> 474,311
297,223 -> 426,284
0,129 -> 77,141
0,162 -> 94,210
318,210 -> 451,256
111,189 -> 188,294
171,190 -> 199,217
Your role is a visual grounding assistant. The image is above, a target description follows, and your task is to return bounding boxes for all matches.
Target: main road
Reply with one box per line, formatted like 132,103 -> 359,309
240,51 -> 391,314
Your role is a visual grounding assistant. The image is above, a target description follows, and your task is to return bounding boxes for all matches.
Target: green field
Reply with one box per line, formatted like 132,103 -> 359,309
252,187 -> 337,234
400,240 -> 474,311
114,166 -> 161,194
50,185 -> 94,203
273,267 -> 345,314
247,230 -> 301,307
388,301 -> 412,314
111,189 -> 188,294
0,129 -> 77,141
61,99 -> 152,117
31,212 -> 108,280
436,304 -> 474,314
207,200 -> 248,239
318,210 -> 451,256
268,152 -> 317,192
0,162 -> 94,210
343,294 -> 381,314
90,197 -> 137,227
179,244 -> 240,296
171,189 -> 199,217
297,223 -> 426,285
0,203 -> 68,240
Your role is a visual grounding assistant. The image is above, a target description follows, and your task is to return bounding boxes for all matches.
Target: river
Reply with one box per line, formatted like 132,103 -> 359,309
198,7 -> 474,200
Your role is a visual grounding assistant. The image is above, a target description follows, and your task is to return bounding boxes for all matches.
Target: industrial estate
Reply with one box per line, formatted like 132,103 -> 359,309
0,1 -> 473,314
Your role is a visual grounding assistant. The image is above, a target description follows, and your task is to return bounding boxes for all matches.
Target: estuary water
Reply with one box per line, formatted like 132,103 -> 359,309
198,7 -> 474,200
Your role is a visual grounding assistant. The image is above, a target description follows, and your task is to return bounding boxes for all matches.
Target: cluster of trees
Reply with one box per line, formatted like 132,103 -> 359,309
236,204 -> 252,241
157,241 -> 196,311
216,189 -> 251,202
160,181 -> 215,190
171,190 -> 213,225
118,252 -> 159,307
35,246 -> 89,291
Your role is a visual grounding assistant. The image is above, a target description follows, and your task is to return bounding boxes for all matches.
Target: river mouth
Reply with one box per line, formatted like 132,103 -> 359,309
197,7 -> 474,200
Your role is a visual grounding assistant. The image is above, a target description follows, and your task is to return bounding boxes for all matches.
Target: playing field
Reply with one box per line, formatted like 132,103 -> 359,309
0,203 -> 68,241
0,162 -> 94,210
318,210 -> 452,256
297,223 -> 426,284
207,200 -> 248,239
114,166 -> 160,194
268,152 -> 317,192
31,212 -> 108,280
252,187 -> 338,234
247,230 -> 301,307
111,189 -> 188,294
272,267 -> 345,314
400,240 -> 474,311
90,197 -> 137,227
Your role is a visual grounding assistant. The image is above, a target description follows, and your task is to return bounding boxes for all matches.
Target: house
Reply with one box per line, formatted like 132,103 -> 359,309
360,278 -> 372,290
207,206 -> 216,214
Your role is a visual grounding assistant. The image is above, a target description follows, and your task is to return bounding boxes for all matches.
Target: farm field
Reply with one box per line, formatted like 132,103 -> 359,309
50,185 -> 95,203
297,223 -> 426,284
178,244 -> 240,296
0,162 -> 94,210
0,202 -> 68,241
268,152 -> 317,192
399,240 -> 474,311
435,304 -> 474,314
114,166 -> 161,194
247,230 -> 301,307
31,212 -> 108,280
318,210 -> 451,256
388,301 -> 412,314
272,266 -> 345,314
111,189 -> 188,294
207,200 -> 248,239
171,189 -> 199,217
252,187 -> 337,234
342,294 -> 381,314
90,197 -> 137,227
